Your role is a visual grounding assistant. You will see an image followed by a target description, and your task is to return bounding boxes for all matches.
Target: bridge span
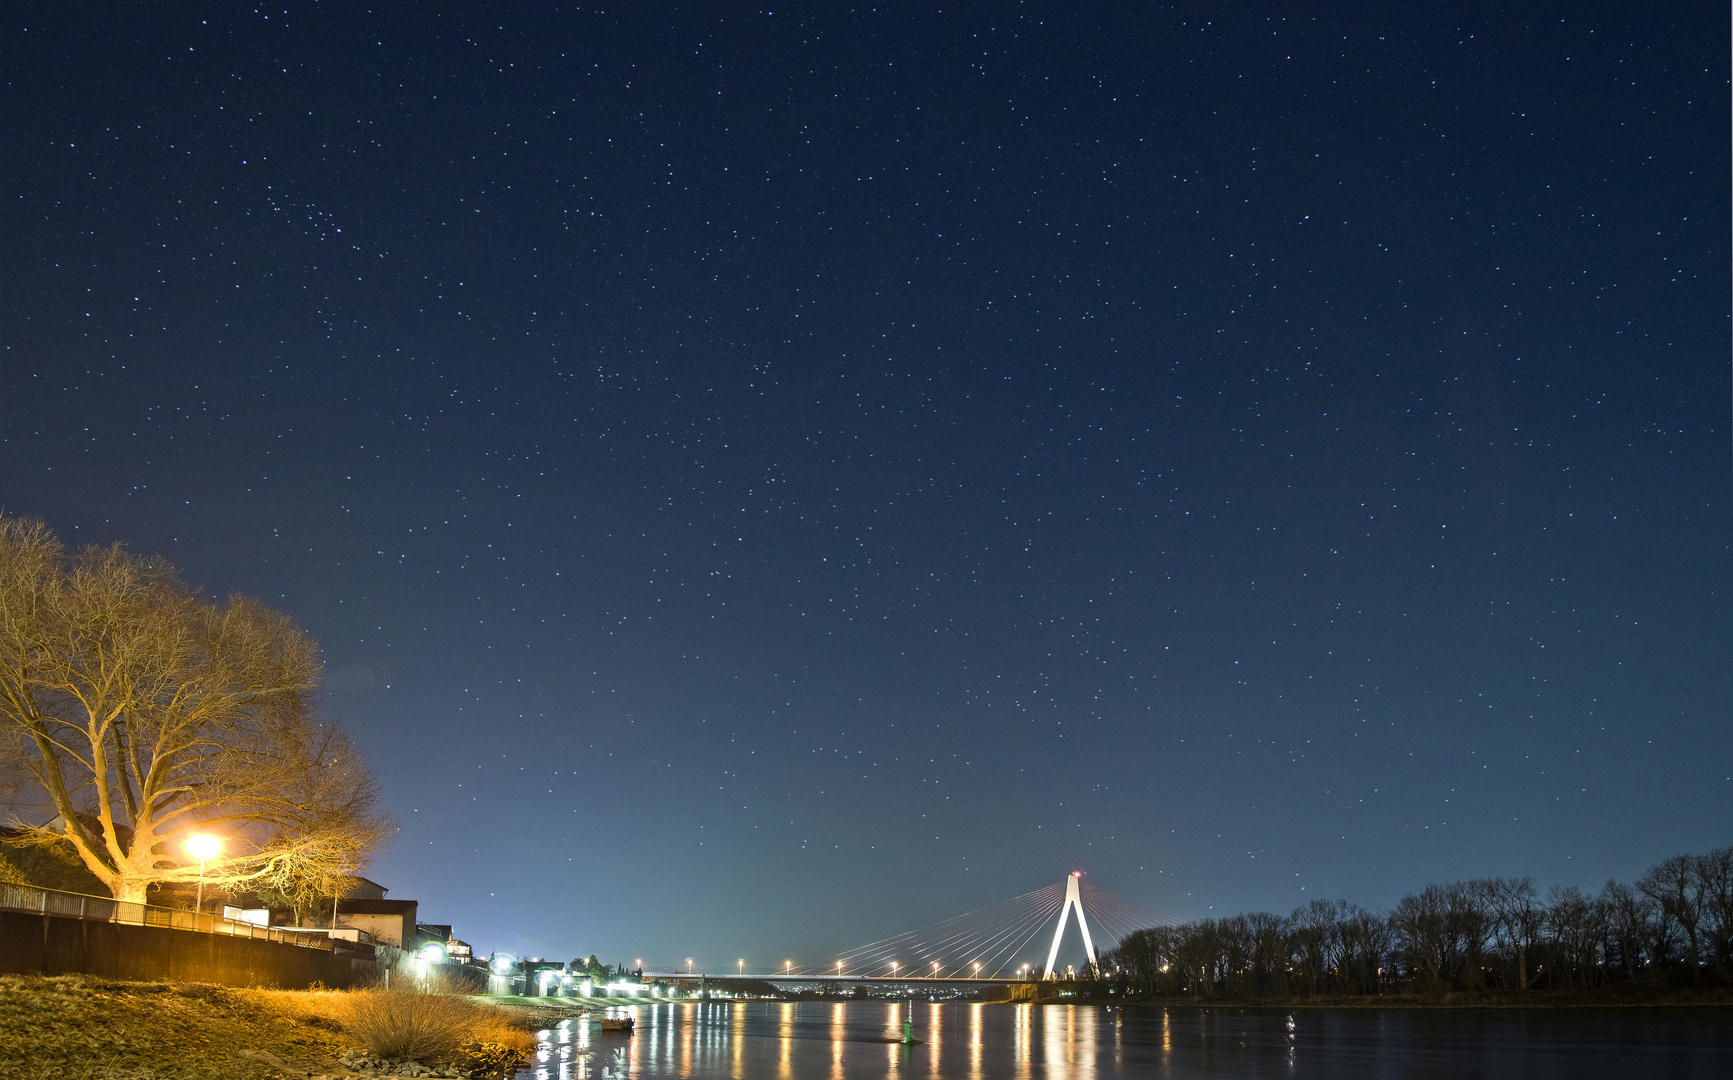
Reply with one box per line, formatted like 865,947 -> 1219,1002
642,973 -> 1025,986
647,874 -> 1181,986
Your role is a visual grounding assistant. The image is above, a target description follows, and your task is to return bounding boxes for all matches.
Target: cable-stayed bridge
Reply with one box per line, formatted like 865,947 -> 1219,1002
647,874 -> 1182,984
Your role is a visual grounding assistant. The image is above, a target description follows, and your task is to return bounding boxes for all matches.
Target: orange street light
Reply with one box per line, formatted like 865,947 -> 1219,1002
186,834 -> 222,913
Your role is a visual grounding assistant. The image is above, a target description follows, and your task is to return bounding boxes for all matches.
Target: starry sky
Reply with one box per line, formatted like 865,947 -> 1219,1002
4,2 -> 1727,972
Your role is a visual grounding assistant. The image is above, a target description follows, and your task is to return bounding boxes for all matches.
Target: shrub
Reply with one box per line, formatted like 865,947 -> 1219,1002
341,986 -> 483,1062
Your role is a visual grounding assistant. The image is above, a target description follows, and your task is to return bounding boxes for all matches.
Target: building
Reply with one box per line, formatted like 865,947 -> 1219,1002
334,899 -> 419,949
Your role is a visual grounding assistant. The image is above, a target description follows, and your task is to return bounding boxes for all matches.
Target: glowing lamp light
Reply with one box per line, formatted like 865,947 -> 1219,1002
185,834 -> 222,913
419,942 -> 448,963
489,952 -> 518,975
186,834 -> 222,861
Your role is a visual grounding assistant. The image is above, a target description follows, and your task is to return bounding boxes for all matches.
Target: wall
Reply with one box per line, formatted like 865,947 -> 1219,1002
339,912 -> 410,948
0,911 -> 378,988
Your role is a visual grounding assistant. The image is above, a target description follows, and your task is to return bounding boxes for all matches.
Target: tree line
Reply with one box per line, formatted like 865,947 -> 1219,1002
1101,848 -> 1733,999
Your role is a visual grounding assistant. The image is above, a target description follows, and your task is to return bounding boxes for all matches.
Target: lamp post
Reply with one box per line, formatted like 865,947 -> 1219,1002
974,962 -> 981,978
738,958 -> 744,978
785,960 -> 792,976
933,961 -> 940,978
890,961 -> 897,979
687,958 -> 695,974
837,960 -> 844,977
185,834 -> 221,914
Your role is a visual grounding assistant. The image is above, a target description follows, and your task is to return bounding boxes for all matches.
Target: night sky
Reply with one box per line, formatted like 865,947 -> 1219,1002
5,3 -> 1727,972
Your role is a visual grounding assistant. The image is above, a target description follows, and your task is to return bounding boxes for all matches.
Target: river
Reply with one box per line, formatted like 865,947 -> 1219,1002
513,999 -> 1733,1078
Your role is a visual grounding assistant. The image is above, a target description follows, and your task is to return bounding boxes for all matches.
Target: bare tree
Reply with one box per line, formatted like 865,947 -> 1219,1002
1482,877 -> 1544,991
1106,927 -> 1171,997
1335,905 -> 1390,995
1693,848 -> 1733,977
1542,884 -> 1601,990
1392,882 -> 1487,992
0,516 -> 392,904
1599,879 -> 1655,984
1243,911 -> 1288,998
1638,855 -> 1704,983
1288,898 -> 1342,996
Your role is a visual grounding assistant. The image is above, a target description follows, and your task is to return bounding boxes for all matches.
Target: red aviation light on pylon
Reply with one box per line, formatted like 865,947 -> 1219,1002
1071,871 -> 1082,877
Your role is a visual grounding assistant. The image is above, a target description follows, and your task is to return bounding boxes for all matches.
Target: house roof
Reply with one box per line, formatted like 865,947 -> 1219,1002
336,899 -> 418,915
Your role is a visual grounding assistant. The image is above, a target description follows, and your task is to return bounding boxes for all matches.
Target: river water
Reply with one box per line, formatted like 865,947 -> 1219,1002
514,999 -> 1733,1079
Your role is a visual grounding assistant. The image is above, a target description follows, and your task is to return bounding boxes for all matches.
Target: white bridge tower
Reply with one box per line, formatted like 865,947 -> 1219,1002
1042,872 -> 1099,978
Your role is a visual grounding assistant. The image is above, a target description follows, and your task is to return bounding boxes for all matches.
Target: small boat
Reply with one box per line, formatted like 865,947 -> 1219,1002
598,1016 -> 636,1032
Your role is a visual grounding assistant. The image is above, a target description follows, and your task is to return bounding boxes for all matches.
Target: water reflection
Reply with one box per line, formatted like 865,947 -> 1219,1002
515,1001 -> 1733,1079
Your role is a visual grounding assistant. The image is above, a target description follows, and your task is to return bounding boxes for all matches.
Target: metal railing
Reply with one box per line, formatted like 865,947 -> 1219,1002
0,882 -> 334,950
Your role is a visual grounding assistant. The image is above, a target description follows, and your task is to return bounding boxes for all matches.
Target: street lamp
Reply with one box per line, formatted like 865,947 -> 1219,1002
785,960 -> 792,976
738,959 -> 744,977
837,960 -> 844,977
185,834 -> 221,914
890,961 -> 898,978
933,961 -> 940,977
974,962 -> 981,977
687,958 -> 695,974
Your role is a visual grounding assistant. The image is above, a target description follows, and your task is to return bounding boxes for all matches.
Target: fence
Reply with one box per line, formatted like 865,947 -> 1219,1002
0,882 -> 333,951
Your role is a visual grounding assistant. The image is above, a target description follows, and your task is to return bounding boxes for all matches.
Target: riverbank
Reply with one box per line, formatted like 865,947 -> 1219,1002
1101,986 -> 1733,1009
0,975 -> 556,1079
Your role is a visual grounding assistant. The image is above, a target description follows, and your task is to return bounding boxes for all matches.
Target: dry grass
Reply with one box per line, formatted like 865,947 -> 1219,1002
0,974 -> 349,1078
0,975 -> 532,1078
341,985 -> 487,1061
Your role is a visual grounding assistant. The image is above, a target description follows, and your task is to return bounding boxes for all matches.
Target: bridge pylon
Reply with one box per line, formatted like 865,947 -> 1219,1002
1041,872 -> 1099,979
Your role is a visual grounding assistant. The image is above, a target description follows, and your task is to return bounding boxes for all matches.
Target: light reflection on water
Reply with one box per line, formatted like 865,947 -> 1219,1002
515,1001 -> 1733,1079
